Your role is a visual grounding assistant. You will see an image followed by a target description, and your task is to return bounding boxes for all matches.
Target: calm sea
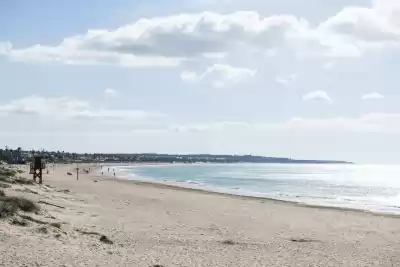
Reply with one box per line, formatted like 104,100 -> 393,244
116,163 -> 400,214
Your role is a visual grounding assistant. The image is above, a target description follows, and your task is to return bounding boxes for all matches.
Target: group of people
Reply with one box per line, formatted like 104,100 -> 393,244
100,166 -> 116,178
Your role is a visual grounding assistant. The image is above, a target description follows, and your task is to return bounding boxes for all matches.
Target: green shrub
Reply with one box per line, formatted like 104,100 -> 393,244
0,182 -> 11,189
0,168 -> 17,177
10,217 -> 28,227
0,196 -> 39,215
50,222 -> 62,229
0,173 -> 33,185
0,199 -> 18,218
0,176 -> 13,183
14,177 -> 34,185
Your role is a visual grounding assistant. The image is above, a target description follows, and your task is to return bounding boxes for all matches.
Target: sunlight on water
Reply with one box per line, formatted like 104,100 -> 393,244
117,164 -> 400,214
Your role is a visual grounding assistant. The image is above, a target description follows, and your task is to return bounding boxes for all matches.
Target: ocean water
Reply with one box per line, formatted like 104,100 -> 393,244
117,163 -> 400,214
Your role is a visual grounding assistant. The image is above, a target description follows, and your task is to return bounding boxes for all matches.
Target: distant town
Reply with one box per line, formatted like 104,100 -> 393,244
0,146 -> 353,165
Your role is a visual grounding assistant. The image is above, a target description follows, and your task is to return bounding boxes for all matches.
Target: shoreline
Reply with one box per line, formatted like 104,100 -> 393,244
112,178 -> 400,219
9,162 -> 400,217
99,164 -> 400,218
92,168 -> 400,219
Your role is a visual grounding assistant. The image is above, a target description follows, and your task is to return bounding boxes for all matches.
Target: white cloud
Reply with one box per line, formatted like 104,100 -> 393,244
103,88 -> 118,98
173,113 -> 400,134
181,64 -> 256,88
201,52 -> 227,59
2,0 -> 400,69
180,71 -> 199,83
0,96 -> 89,117
2,43 -> 181,68
302,90 -> 332,103
275,74 -> 297,86
9,96 -> 400,137
289,113 -> 400,133
0,42 -> 11,55
3,95 -> 400,163
0,12 -> 312,67
317,0 -> 400,53
362,92 -> 385,100
2,7 -> 388,68
0,95 -> 165,121
174,121 -> 251,133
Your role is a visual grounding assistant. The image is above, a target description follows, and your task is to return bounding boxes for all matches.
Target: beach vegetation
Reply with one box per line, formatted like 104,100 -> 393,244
10,217 -> 29,227
50,222 -> 62,229
37,226 -> 49,234
0,167 -> 33,185
290,238 -> 318,243
0,182 -> 11,188
99,235 -> 114,244
76,228 -> 114,245
14,177 -> 34,185
0,195 -> 39,218
0,167 -> 17,177
221,239 -> 236,245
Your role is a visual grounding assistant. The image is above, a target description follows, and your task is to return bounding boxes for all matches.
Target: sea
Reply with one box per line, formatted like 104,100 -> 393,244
116,163 -> 400,214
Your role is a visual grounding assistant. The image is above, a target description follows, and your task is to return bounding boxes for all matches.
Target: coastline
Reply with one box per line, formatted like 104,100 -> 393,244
102,163 -> 400,216
96,168 -> 400,218
2,163 -> 400,266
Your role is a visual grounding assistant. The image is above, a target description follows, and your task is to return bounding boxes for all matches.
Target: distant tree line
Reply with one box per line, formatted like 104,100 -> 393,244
0,146 -> 25,164
0,146 -> 353,165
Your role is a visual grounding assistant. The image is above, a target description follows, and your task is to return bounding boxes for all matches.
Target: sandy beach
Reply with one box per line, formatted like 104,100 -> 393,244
1,164 -> 400,267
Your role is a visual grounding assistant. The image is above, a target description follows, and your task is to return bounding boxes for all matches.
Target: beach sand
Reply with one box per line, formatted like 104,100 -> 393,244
1,164 -> 400,266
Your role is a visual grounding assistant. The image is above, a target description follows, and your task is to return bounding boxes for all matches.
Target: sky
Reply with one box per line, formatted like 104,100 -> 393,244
1,0 -> 400,163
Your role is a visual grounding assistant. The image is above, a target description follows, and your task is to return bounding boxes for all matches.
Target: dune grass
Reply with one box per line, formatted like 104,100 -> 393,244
14,177 -> 34,185
0,195 -> 39,218
0,167 -> 33,186
0,176 -> 13,184
0,167 -> 17,177
10,217 -> 29,227
221,239 -> 236,245
0,182 -> 11,188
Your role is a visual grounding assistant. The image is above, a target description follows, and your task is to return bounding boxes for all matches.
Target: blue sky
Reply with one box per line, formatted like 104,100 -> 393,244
1,0 -> 400,163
